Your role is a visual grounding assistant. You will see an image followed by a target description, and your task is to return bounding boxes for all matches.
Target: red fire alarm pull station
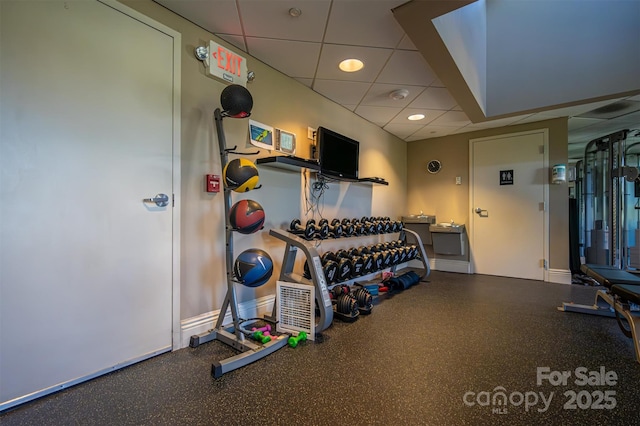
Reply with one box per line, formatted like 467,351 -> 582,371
206,174 -> 220,193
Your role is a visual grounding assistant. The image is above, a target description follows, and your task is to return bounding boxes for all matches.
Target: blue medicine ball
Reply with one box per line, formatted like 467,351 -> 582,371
233,249 -> 273,287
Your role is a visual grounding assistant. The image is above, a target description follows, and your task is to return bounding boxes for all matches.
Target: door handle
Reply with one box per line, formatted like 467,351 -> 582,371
475,207 -> 488,217
143,193 -> 169,207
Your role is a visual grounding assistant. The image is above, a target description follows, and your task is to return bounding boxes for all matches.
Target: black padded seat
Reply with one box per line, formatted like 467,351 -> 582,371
611,284 -> 640,305
580,264 -> 640,288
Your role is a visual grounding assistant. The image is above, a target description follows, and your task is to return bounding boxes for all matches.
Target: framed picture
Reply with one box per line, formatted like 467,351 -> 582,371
275,128 -> 296,155
248,120 -> 274,150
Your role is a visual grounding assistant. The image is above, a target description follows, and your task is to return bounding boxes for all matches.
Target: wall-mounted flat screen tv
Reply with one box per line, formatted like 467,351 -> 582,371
317,126 -> 359,181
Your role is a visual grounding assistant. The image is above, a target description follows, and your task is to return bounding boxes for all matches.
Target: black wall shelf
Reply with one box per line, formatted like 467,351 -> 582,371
256,156 -> 388,185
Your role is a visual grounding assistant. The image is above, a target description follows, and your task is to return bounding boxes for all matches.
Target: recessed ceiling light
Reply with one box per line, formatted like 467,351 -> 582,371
408,114 -> 425,121
339,59 -> 364,72
288,7 -> 302,17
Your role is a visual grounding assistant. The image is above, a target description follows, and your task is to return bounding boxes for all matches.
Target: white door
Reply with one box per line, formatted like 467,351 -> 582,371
469,130 -> 548,280
0,0 -> 180,408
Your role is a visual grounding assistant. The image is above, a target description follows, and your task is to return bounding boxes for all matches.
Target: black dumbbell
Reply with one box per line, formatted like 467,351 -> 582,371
307,219 -> 329,239
331,284 -> 350,299
328,218 -> 345,238
290,219 -> 315,240
335,293 -> 359,316
322,252 -> 352,283
336,249 -> 363,278
381,250 -> 392,268
389,248 -> 400,265
353,288 -> 373,311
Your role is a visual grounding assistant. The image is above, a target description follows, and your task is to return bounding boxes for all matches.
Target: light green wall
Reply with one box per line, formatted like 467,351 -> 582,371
406,117 -> 569,270
120,0 -> 408,319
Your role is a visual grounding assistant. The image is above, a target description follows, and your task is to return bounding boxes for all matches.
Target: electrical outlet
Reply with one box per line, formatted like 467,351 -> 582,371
456,176 -> 461,185
307,127 -> 316,140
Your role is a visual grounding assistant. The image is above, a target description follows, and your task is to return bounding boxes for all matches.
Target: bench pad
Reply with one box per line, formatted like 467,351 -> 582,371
611,284 -> 640,305
580,264 -> 640,287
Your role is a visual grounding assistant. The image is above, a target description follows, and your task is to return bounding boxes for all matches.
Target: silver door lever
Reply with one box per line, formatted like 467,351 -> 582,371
475,207 -> 488,217
143,193 -> 169,207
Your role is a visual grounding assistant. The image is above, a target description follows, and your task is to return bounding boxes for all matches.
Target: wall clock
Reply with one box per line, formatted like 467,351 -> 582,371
427,159 -> 441,174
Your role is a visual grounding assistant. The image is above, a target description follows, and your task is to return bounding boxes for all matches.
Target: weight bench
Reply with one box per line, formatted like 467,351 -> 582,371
559,264 -> 640,363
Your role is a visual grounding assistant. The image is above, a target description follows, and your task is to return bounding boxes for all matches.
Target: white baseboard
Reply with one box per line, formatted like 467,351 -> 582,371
180,295 -> 276,348
431,258 -> 471,274
546,268 -> 572,285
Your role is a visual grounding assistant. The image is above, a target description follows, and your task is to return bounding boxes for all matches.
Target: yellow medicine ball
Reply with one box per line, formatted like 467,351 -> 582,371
223,158 -> 260,192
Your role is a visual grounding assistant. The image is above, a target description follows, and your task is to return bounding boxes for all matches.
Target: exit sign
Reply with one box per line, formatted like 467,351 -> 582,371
205,41 -> 248,87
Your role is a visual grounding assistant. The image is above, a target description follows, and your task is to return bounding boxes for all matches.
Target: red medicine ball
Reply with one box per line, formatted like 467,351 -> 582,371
229,199 -> 265,234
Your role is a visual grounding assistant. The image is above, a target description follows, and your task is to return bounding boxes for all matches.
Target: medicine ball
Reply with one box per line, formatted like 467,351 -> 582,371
229,199 -> 265,234
223,158 -> 259,192
233,249 -> 273,288
220,84 -> 253,118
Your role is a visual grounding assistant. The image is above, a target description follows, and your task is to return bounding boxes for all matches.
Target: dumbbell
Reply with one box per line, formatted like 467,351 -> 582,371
353,287 -> 373,311
307,219 -> 329,239
335,293 -> 359,316
381,250 -> 392,268
349,247 -> 371,276
340,218 -> 356,237
288,331 -> 307,348
253,331 -> 271,344
251,324 -> 271,333
398,246 -> 408,263
289,219 -> 316,240
327,252 -> 353,282
320,218 -> 344,238
331,283 -> 350,299
336,249 -> 364,278
389,248 -> 400,265
303,257 -> 338,285
361,217 -> 382,234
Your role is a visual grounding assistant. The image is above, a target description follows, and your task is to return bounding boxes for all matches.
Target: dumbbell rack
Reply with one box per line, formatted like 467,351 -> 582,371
269,226 -> 430,331
190,107 -> 288,379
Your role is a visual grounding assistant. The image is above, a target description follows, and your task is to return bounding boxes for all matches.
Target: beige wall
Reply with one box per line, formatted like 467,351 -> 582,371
406,117 -> 569,270
121,0 -> 408,320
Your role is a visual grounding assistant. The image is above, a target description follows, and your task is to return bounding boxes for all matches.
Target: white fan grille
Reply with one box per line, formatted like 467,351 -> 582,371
276,281 -> 315,341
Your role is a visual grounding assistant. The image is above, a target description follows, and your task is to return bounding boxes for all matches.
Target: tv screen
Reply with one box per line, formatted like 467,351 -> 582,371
317,126 -> 359,181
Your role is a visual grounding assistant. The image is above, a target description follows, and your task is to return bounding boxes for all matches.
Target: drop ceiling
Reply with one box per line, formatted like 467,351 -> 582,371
153,0 -> 640,158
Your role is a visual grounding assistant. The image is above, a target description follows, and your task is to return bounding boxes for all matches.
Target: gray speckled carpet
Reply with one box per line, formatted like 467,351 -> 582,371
2,271 -> 640,425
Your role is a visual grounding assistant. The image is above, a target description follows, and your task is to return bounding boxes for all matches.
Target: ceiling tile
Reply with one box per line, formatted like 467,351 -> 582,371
313,79 -> 372,105
360,83 -> 423,107
430,78 -> 446,88
316,44 -> 393,82
409,87 -> 457,110
154,0 -> 241,35
216,34 -> 247,52
429,111 -> 471,127
294,77 -> 313,88
388,108 -> 446,125
568,117 -> 605,131
246,38 -> 320,79
354,105 -> 402,126
383,123 -> 425,139
325,0 -> 407,48
397,34 -> 417,50
238,0 -> 330,41
376,50 -> 438,86
408,125 -> 459,140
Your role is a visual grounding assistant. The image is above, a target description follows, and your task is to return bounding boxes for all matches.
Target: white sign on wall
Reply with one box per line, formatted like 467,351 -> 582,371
205,40 -> 248,86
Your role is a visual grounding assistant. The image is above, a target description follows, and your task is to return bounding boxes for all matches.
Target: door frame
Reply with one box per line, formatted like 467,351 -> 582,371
468,129 -> 549,280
